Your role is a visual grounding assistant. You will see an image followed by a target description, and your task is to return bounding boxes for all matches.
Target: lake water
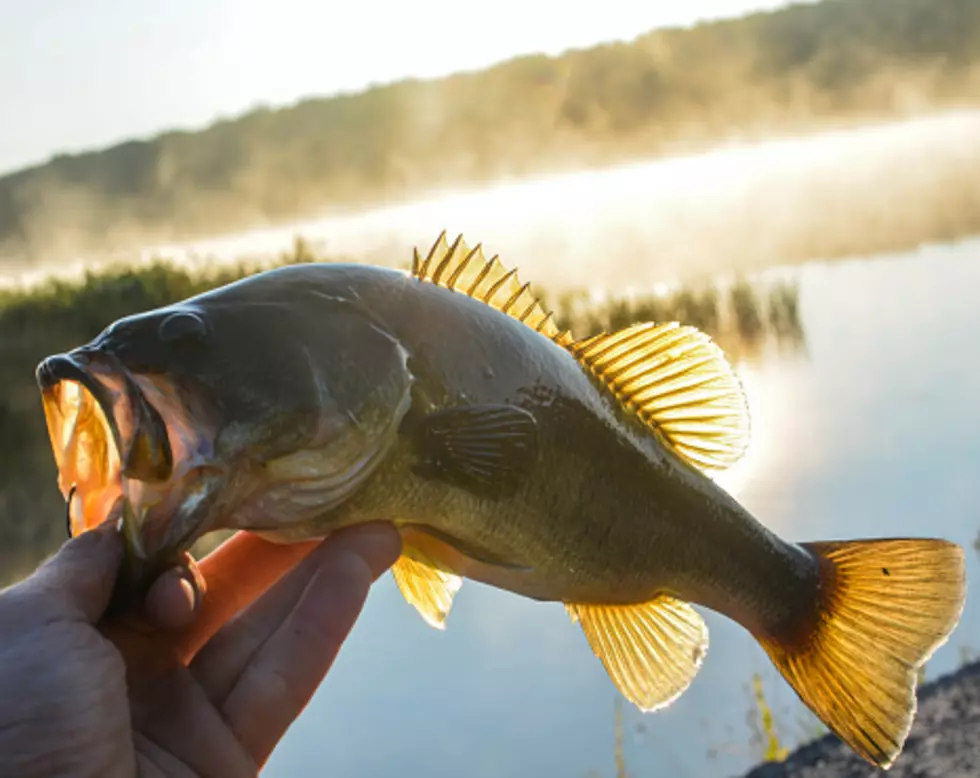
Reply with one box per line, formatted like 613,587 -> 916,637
258,236 -> 980,778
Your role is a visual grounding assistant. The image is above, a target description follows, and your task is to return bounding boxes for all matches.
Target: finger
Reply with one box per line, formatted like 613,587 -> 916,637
172,532 -> 322,662
220,527 -> 400,766
191,523 -> 400,704
105,532 -> 326,676
106,531 -> 313,676
99,553 -> 206,679
16,521 -> 123,624
142,554 -> 204,632
130,671 -> 258,778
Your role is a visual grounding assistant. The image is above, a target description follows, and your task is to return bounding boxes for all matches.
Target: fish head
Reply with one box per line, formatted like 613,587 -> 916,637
35,289 -> 379,593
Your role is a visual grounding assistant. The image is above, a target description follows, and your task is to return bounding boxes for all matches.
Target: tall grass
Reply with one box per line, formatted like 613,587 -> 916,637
547,277 -> 805,363
748,673 -> 791,763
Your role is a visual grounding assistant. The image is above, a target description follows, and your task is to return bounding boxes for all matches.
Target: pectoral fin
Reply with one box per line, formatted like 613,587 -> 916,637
567,596 -> 708,711
413,404 -> 537,498
391,543 -> 463,630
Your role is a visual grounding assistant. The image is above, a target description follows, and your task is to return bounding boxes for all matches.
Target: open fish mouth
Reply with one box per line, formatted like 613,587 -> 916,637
37,350 -> 174,539
37,348 -> 225,596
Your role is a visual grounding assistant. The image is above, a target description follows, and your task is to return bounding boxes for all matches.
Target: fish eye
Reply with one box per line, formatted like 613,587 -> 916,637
158,310 -> 209,343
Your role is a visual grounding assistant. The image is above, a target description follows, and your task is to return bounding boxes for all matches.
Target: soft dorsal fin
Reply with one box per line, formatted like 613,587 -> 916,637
412,232 -> 573,346
568,322 -> 750,474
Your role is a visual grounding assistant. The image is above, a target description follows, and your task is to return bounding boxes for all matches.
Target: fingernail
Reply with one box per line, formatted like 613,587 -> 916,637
169,567 -> 203,613
184,564 -> 206,609
350,522 -> 397,538
348,524 -> 402,565
144,568 -> 199,631
71,519 -> 115,547
177,577 -> 197,611
350,523 -> 400,548
95,518 -> 121,534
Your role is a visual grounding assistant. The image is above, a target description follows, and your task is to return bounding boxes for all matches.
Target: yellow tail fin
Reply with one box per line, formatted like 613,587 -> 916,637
759,539 -> 966,769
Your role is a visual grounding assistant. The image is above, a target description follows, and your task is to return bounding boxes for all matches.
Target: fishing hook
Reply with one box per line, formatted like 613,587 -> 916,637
66,484 -> 77,538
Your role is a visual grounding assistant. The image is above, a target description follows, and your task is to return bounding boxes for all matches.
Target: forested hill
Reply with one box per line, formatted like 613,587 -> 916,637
2,0 -> 978,266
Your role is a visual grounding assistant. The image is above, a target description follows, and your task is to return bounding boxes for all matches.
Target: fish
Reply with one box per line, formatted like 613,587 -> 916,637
36,232 -> 966,769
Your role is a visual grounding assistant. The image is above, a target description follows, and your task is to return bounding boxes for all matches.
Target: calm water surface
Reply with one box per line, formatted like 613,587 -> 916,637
262,237 -> 980,778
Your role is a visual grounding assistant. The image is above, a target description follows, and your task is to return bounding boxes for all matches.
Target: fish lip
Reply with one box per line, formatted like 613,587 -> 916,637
36,349 -> 174,483
37,351 -> 116,423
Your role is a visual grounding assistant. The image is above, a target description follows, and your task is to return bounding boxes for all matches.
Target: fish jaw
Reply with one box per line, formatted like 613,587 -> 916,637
36,349 -> 228,591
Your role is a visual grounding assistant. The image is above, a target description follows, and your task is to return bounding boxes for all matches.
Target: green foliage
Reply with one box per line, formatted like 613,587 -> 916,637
554,279 -> 806,361
1,0 -> 978,264
614,697 -> 628,778
750,673 -> 790,763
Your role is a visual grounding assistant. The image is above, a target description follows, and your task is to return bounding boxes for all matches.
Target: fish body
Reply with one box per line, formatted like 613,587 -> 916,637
243,262 -> 812,632
36,234 -> 966,769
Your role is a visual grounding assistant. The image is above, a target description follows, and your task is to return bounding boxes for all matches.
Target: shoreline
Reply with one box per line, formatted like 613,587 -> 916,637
740,660 -> 980,777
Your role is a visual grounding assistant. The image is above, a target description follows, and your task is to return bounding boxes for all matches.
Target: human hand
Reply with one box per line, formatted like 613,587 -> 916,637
0,520 -> 401,777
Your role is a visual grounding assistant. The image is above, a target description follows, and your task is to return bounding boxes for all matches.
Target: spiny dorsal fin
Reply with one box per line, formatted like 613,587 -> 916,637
568,322 -> 750,474
391,543 -> 463,630
412,231 -> 573,346
567,595 -> 708,712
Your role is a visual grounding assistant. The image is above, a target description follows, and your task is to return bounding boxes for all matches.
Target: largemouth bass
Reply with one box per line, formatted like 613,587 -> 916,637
37,233 -> 966,769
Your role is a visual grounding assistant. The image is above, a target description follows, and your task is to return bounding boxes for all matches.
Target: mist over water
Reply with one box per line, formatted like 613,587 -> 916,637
3,110 -> 980,293
130,110 -> 980,289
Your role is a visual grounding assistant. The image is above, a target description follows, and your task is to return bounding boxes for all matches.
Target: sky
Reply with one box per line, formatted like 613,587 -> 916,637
0,0 -> 800,175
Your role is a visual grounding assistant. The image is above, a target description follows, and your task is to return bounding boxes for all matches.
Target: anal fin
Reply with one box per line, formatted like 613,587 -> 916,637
391,543 -> 463,630
567,595 -> 708,711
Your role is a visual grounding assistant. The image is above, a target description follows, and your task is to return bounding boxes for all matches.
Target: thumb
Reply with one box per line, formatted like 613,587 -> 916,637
26,522 -> 124,623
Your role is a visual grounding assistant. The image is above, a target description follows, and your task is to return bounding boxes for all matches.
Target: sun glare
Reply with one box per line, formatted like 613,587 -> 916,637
712,362 -> 770,499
